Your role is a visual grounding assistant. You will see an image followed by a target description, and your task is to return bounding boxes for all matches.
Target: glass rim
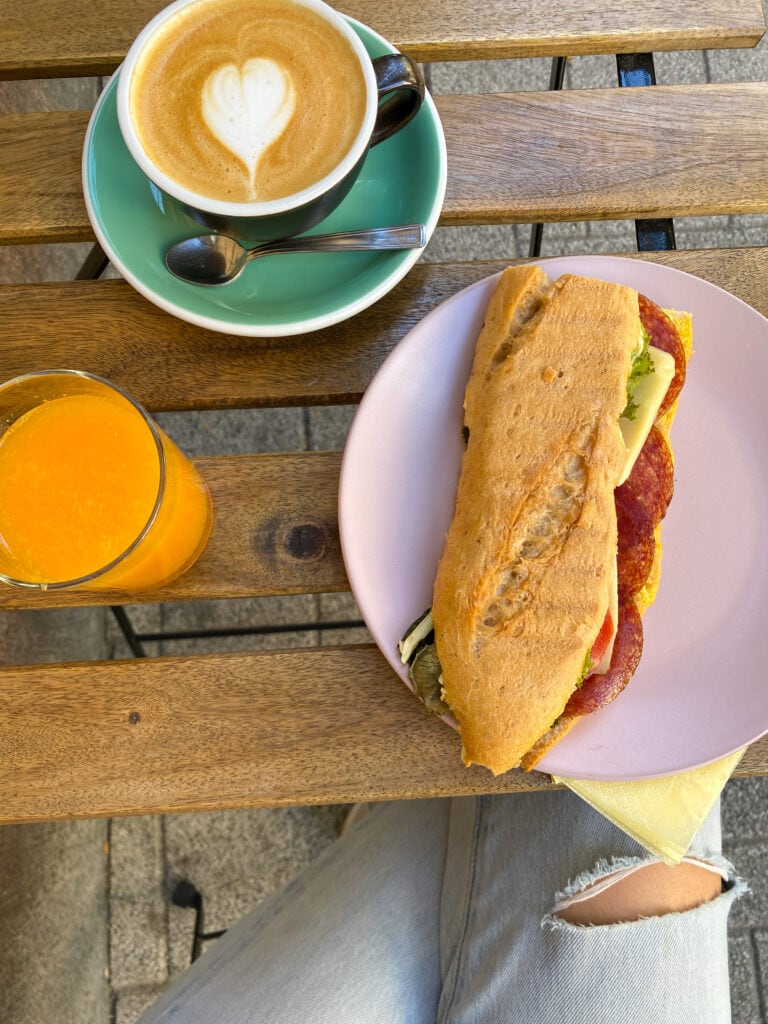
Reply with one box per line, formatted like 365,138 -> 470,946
0,369 -> 167,590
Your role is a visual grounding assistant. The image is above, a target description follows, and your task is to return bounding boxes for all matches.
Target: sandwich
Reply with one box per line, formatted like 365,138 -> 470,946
398,264 -> 692,775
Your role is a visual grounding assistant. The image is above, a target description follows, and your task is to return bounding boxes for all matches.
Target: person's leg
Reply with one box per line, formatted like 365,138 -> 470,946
438,791 -> 745,1024
138,790 -> 744,1024
137,799 -> 450,1024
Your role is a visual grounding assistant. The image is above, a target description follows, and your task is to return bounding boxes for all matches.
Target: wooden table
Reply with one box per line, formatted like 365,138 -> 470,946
1,0 -> 768,824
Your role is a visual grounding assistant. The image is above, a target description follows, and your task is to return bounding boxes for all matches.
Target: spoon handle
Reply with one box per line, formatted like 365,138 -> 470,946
250,224 -> 426,260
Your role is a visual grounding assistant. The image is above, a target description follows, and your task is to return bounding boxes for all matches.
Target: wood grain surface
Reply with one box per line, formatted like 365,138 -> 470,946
0,452 -> 348,609
0,249 -> 766,411
0,643 -> 764,823
0,0 -> 763,78
436,83 -> 768,225
5,83 -> 768,244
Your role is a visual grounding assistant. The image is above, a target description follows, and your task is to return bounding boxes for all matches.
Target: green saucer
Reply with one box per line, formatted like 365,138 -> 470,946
82,21 -> 447,337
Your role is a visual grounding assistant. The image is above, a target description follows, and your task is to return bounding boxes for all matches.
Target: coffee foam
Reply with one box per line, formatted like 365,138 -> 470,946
130,0 -> 368,204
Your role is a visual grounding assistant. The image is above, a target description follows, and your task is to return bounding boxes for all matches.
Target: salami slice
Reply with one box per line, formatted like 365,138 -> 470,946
624,425 -> 674,525
615,482 -> 656,596
638,294 -> 686,415
563,596 -> 643,716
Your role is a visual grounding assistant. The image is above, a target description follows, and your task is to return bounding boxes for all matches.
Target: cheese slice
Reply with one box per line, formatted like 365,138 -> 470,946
592,344 -> 675,675
618,345 -> 676,484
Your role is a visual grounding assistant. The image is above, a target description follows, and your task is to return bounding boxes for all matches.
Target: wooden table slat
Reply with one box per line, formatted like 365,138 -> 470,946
439,83 -> 768,225
0,0 -> 763,78
0,452 -> 348,609
0,248 -> 766,410
5,84 -> 768,245
0,643 -> 764,824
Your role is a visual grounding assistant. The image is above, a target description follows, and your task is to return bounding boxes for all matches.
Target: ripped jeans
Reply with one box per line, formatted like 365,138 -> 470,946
137,791 -> 745,1024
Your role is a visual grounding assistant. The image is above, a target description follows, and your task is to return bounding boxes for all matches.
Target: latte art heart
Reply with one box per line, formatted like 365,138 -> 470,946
201,58 -> 296,195
130,0 -> 369,203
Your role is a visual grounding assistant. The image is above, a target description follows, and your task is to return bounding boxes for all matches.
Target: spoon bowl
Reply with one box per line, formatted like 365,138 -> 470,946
165,224 -> 426,286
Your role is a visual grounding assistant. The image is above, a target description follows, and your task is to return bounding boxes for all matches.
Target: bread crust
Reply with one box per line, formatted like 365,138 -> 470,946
519,306 -> 693,773
432,267 -> 640,775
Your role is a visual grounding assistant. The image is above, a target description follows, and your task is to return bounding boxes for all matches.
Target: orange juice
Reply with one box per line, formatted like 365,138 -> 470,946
0,378 -> 212,590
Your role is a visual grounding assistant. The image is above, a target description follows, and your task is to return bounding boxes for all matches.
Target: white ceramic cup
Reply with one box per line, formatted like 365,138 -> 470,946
117,0 -> 424,241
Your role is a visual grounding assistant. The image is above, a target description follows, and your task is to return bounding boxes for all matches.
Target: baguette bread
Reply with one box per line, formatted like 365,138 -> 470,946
520,305 -> 693,771
431,265 -> 645,775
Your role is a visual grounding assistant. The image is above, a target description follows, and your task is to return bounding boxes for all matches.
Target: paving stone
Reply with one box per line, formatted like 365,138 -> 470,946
723,777 -> 768,843
154,593 -> 319,656
536,220 -> 589,240
752,931 -> 768,1018
110,898 -> 168,990
566,53 -> 618,89
318,623 -> 372,646
162,805 -> 346,933
722,842 -> 768,931
114,985 -> 168,1024
0,606 -> 109,665
422,223 -> 521,263
0,76 -> 102,112
534,234 -> 603,258
315,592 -> 370,645
586,218 -> 638,239
428,56 -> 552,94
316,590 -> 363,622
0,819 -> 110,1024
110,817 -> 164,901
105,605 -> 164,661
729,931 -> 763,1024
566,50 -> 707,90
155,626 -> 319,656
156,407 -> 306,457
305,405 -> 356,450
652,49 -> 710,85
0,242 -> 98,285
731,212 -> 768,233
580,231 -> 638,255
725,215 -> 768,247
167,902 -> 198,978
105,602 -> 162,659
708,33 -> 768,83
565,45 -> 716,90
113,604 -> 164,636
674,227 -> 751,251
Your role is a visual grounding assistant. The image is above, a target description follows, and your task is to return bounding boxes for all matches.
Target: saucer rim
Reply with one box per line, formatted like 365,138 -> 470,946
81,20 -> 448,338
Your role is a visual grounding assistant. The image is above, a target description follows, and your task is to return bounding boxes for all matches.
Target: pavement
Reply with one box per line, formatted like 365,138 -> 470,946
1,31 -> 768,1024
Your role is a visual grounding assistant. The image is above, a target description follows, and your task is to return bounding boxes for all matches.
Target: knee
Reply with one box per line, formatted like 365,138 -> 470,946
551,857 -> 727,927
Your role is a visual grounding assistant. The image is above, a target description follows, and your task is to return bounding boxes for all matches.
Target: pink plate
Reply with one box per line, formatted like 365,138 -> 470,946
338,255 -> 768,781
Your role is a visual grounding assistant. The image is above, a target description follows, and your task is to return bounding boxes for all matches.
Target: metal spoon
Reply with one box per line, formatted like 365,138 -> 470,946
165,224 -> 427,286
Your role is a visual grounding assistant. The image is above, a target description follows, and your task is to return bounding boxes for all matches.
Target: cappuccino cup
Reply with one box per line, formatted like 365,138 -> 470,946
117,0 -> 425,241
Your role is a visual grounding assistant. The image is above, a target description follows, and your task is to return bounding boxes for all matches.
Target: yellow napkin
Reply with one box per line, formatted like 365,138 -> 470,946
553,748 -> 745,866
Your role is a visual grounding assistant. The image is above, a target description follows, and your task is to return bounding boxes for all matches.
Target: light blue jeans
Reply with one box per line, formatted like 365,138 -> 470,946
138,791 -> 744,1023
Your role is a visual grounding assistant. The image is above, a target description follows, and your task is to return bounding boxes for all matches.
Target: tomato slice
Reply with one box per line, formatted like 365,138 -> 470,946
588,610 -> 614,669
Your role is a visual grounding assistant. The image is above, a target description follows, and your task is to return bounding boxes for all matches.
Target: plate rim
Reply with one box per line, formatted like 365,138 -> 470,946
339,254 -> 768,781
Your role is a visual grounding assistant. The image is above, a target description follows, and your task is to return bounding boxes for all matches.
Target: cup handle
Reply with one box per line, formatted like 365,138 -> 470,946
370,54 -> 426,147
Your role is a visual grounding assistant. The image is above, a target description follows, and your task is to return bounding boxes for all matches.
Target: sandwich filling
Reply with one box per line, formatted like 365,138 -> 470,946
398,266 -> 690,776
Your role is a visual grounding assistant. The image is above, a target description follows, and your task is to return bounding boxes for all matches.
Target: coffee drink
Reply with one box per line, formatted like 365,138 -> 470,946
128,0 -> 369,204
